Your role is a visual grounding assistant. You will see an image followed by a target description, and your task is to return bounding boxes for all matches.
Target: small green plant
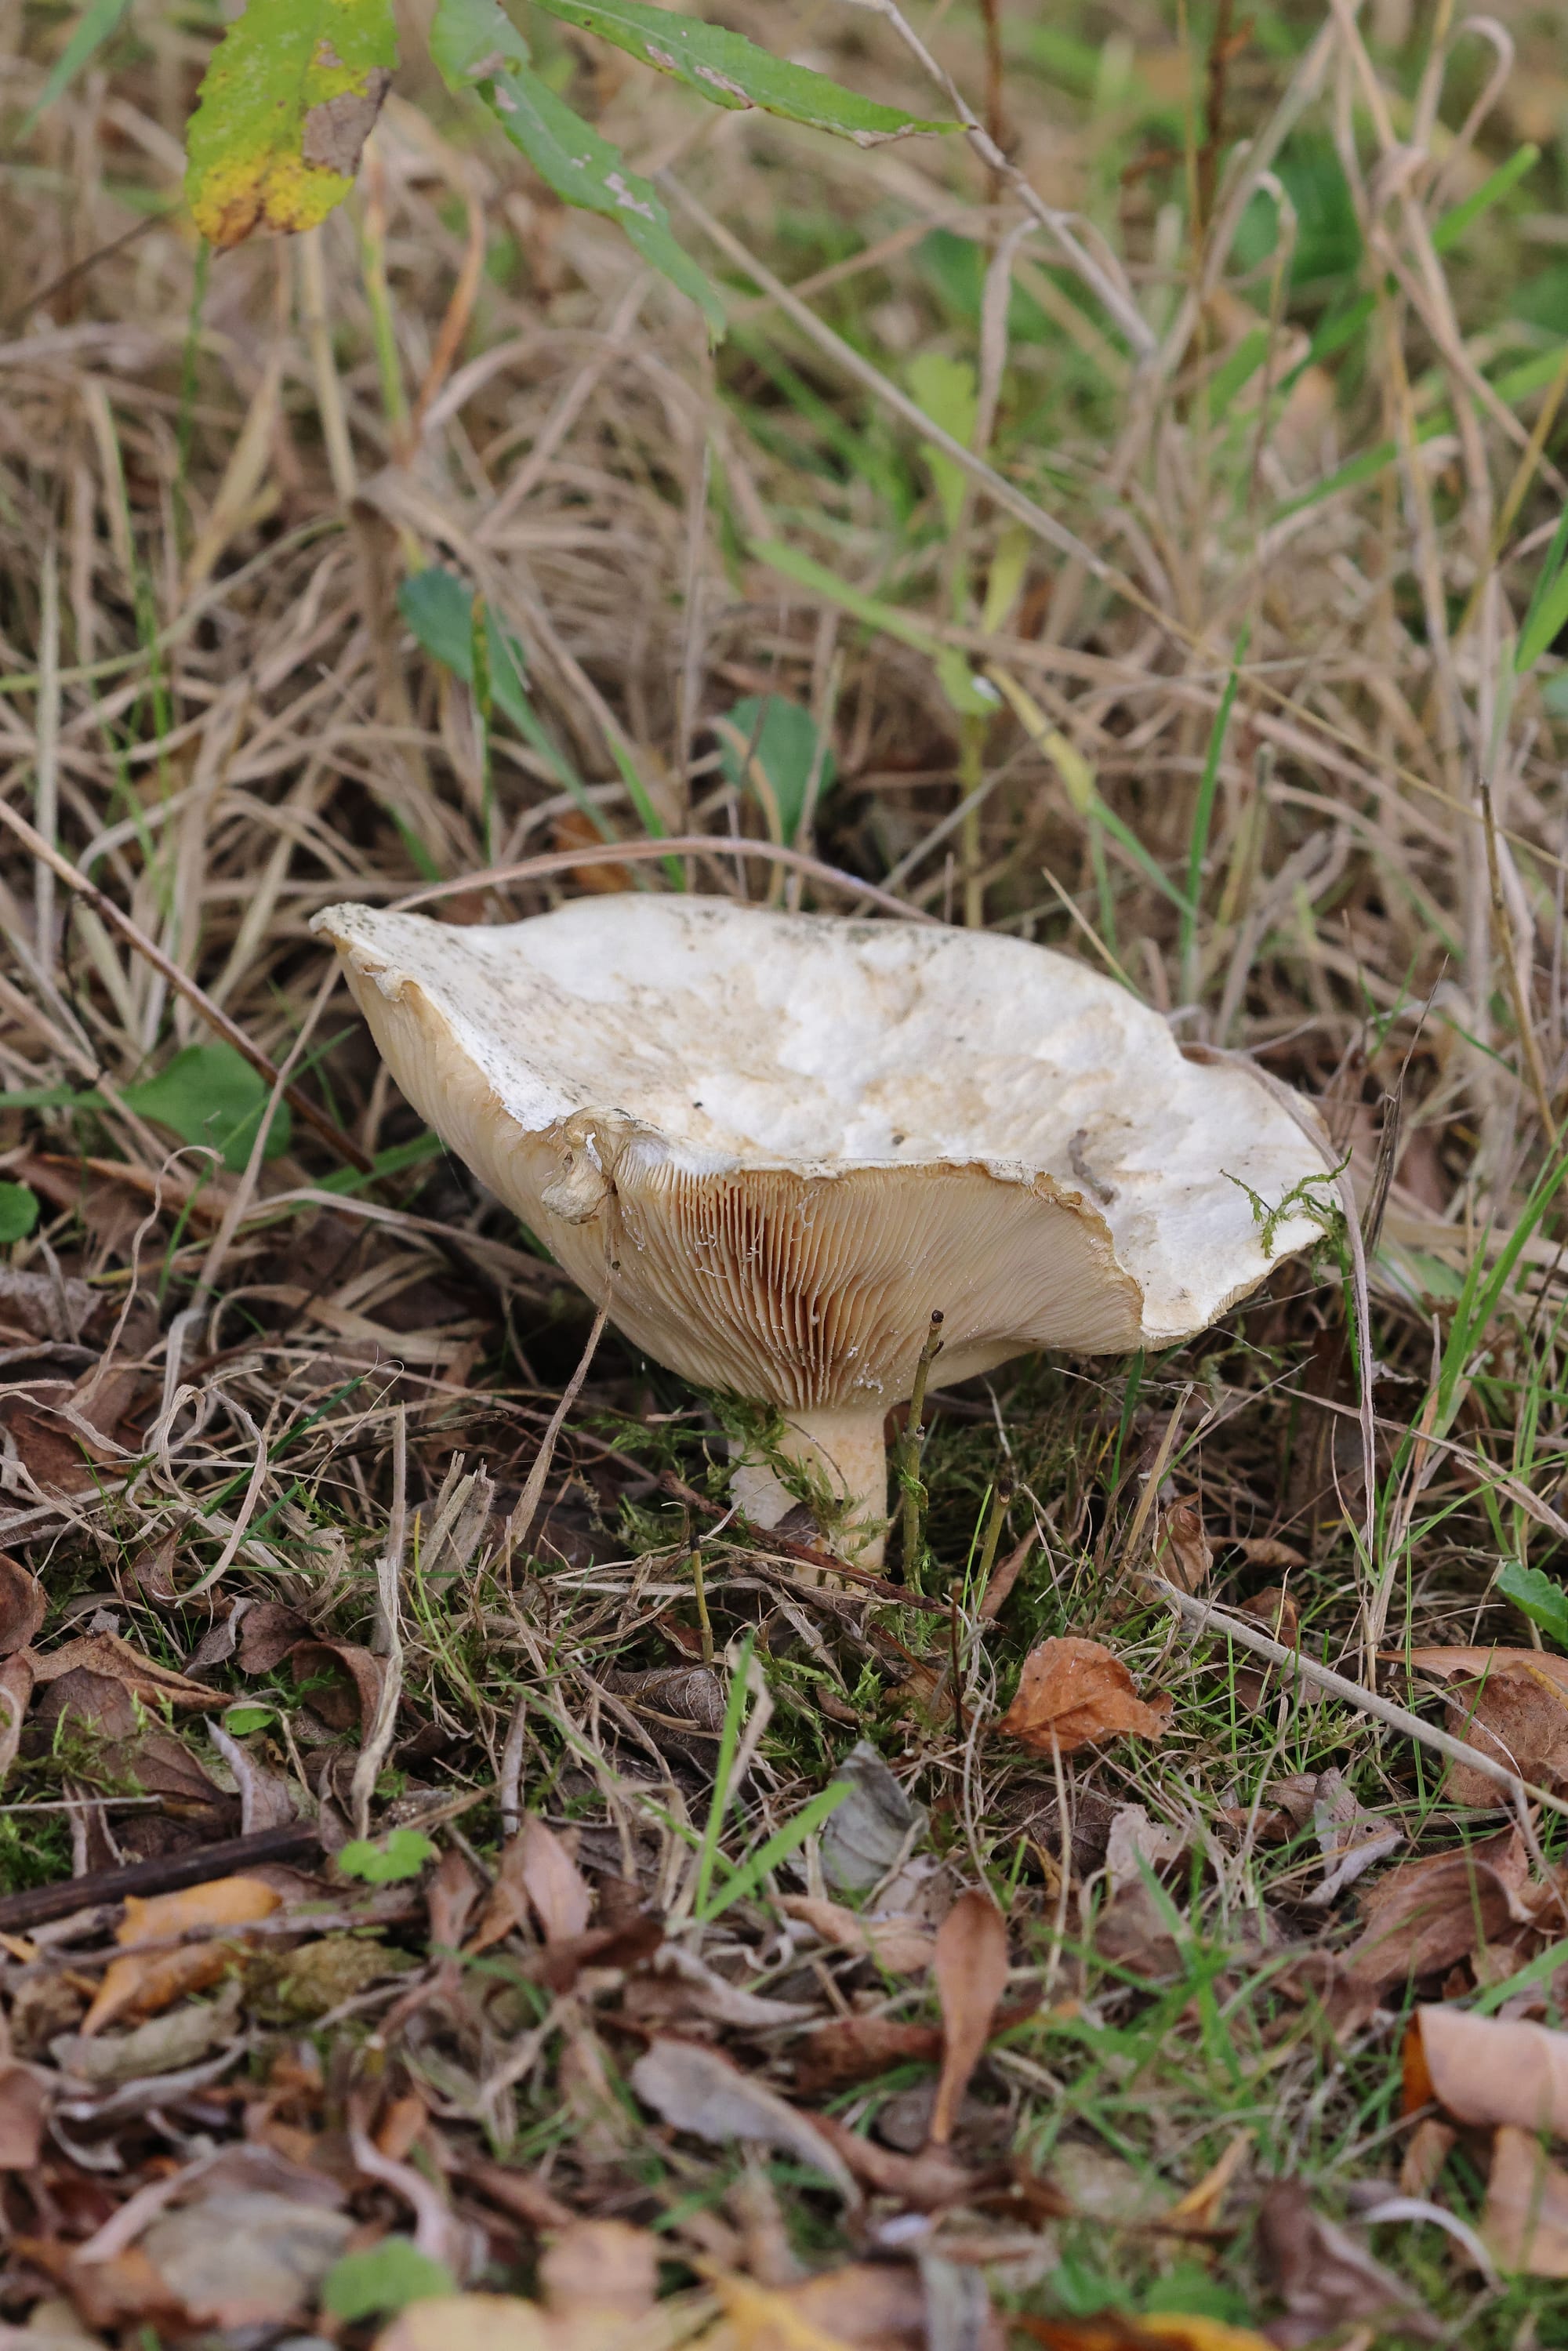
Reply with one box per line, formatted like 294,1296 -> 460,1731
165,0 -> 956,324
1497,1558 -> 1568,1649
322,2237 -> 455,2321
335,1827 -> 437,1883
715,697 -> 837,847
0,1182 -> 38,1244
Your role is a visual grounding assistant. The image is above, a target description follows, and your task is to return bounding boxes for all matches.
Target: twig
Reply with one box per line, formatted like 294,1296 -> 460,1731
1150,1578 -> 1568,1824
350,1403 -> 408,1840
0,1822 -> 321,1935
0,795 -> 374,1174
508,1296 -> 611,1550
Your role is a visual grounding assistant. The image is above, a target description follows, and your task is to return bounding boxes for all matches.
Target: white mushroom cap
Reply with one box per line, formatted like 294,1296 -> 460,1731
313,894 -> 1330,1558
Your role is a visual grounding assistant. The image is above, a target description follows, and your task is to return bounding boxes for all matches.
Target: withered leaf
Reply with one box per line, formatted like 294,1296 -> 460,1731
140,2189 -> 354,2326
1403,1645 -> 1568,1803
537,2219 -> 658,2321
0,2063 -> 47,2168
713,2262 -> 931,2349
289,1638 -> 386,1738
793,2015 -> 944,2097
1014,2314 -> 1275,2349
929,1891 -> 1009,2146
1342,1827 -> 1534,1992
630,2038 -> 857,2201
0,1553 -> 45,1654
1410,2002 -> 1568,2135
207,1715 -> 296,1834
81,1875 -> 282,2036
996,1636 -> 1171,1758
779,1894 -> 935,1975
31,1631 -> 216,1711
1152,1497 -> 1212,1594
516,1816 -> 593,1945
1254,2179 -> 1439,2348
808,2109 -> 982,2211
238,1602 -> 309,1674
0,1649 -> 33,1783
821,1739 -> 927,1892
1482,2124 -> 1568,2277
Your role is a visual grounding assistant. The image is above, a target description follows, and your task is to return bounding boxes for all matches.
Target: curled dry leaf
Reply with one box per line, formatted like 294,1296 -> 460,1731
237,1602 -> 309,1674
0,1552 -> 45,1654
0,2063 -> 47,2169
1103,1804 -> 1188,1898
996,1637 -> 1171,1758
1152,1497 -> 1211,1594
793,2015 -> 945,2097
517,1816 -> 593,1944
630,2037 -> 857,2203
289,1638 -> 386,1738
1402,1646 -> 1568,1804
1482,2125 -> 1568,2277
139,2189 -> 354,2327
1341,1827 -> 1534,1994
206,1715 -> 296,1834
80,1875 -> 281,2036
821,1739 -> 928,1892
1407,2003 -> 1568,2135
808,2109 -> 982,2211
779,1894 -> 935,1975
30,1631 -> 216,1711
929,1891 -> 1009,2146
1254,2179 -> 1439,2349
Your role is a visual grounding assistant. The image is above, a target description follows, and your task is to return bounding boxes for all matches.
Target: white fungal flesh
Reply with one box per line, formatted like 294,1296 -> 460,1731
314,894 -> 1331,1560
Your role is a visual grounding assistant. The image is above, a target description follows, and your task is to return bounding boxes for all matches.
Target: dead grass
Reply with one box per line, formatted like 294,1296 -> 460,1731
2,0 -> 1568,2342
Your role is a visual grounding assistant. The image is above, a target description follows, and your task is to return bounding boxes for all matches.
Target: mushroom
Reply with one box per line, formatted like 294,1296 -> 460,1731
312,894 -> 1330,1569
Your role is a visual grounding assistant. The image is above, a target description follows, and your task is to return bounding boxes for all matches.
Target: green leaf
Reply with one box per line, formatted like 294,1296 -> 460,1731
397,566 -> 618,840
185,0 -> 397,249
430,0 -> 724,334
335,1827 -> 437,1884
1497,1558 -> 1568,1650
122,1043 -> 292,1174
0,1183 -> 39,1245
907,350 -> 978,530
715,696 -> 837,844
397,566 -> 531,735
530,0 -> 955,144
322,2237 -> 456,2320
222,1703 -> 276,1735
23,0 -> 132,134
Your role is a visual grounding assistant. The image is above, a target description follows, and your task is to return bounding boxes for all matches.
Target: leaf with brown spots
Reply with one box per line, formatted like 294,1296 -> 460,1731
996,1636 -> 1171,1757
184,0 -> 398,249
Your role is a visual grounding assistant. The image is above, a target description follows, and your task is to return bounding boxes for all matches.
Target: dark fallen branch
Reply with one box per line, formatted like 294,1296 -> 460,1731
0,1820 -> 321,1935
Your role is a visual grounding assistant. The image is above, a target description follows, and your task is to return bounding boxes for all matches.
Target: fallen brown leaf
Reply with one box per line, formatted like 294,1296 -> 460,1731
538,2220 -> 658,2321
1408,2003 -> 1568,2135
237,1602 -> 309,1674
1482,2124 -> 1568,2277
792,2015 -> 944,2097
779,1895 -> 935,1975
1399,2117 -> 1456,2200
1402,1646 -> 1568,1803
630,2038 -> 857,2202
929,1891 -> 1008,2146
289,1638 -> 386,1738
139,2188 -> 354,2327
1254,2179 -> 1439,2347
711,2261 -> 934,2348
996,1637 -> 1171,1758
517,1816 -> 593,1944
0,1554 -> 44,1654
1153,1497 -> 1212,1594
1341,1828 -> 1534,1994
808,2110 -> 982,2210
0,2063 -> 46,2168
80,1874 -> 282,2035
30,1631 -> 215,1711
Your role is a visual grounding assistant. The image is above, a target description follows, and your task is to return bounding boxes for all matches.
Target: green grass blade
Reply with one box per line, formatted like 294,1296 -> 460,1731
697,1781 -> 850,1925
24,0 -> 133,135
1180,627 -> 1247,985
694,1634 -> 754,1915
1431,143 -> 1539,254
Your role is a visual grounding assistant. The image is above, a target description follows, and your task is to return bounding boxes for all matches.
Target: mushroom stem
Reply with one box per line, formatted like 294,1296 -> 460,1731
728,1406 -> 890,1572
